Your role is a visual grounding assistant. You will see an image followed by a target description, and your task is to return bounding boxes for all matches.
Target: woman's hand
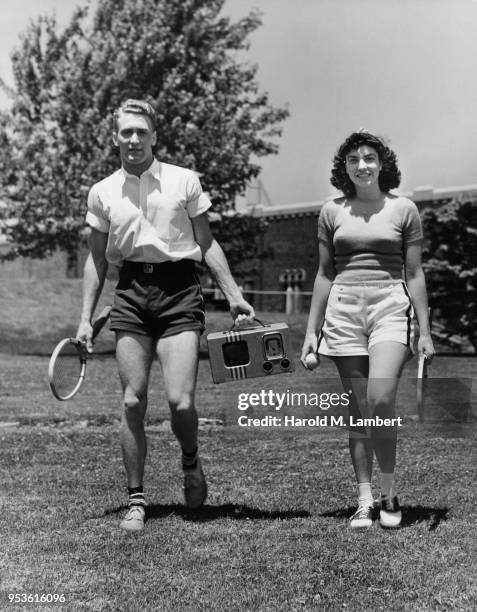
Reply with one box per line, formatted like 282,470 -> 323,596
300,332 -> 319,369
418,333 -> 435,363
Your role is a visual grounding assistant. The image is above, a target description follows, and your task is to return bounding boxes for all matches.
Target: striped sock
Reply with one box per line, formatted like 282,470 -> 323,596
127,486 -> 146,508
182,447 -> 198,471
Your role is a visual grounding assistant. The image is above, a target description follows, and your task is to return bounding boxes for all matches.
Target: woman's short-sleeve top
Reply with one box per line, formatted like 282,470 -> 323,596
317,196 -> 423,282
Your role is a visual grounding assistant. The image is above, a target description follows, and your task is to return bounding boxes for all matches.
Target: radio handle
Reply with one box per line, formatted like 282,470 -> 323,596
228,317 -> 267,332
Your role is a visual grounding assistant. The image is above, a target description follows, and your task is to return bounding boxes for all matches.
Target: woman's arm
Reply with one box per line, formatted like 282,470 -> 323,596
300,241 -> 335,366
404,242 -> 435,360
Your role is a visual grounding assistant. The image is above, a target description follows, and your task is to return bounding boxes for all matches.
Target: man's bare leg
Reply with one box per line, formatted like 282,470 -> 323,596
157,330 -> 206,508
117,332 -> 155,487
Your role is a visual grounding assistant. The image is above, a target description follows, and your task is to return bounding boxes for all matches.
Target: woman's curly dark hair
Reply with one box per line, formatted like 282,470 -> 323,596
330,131 -> 401,197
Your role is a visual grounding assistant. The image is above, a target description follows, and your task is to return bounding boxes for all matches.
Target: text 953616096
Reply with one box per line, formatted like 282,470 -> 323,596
7,594 -> 66,604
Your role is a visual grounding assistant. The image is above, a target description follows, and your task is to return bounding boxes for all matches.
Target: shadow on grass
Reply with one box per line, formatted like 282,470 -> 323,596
320,505 -> 449,531
102,503 -> 310,523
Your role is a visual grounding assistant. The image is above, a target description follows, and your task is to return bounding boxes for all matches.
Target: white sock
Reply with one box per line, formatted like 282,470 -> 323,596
357,482 -> 373,508
380,473 -> 395,500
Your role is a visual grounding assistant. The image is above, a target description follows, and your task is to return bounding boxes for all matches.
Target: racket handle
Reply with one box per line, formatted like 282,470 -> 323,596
92,305 -> 112,340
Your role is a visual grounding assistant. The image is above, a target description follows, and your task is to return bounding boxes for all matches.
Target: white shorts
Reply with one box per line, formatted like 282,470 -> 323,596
318,282 -> 414,357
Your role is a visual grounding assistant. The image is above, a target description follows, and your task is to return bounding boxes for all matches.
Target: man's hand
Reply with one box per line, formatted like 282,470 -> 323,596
230,297 -> 255,326
76,320 -> 94,353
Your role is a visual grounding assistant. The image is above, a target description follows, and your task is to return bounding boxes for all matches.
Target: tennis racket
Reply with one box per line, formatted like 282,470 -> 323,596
417,353 -> 428,422
48,305 -> 112,401
416,307 -> 433,421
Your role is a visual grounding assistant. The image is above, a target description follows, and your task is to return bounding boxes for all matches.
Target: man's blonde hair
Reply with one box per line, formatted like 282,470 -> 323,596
113,99 -> 156,130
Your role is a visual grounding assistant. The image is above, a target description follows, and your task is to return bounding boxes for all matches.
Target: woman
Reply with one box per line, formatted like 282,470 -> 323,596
301,131 -> 434,529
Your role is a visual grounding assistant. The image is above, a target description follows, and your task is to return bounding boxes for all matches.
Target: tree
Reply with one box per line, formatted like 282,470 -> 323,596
207,210 -> 269,280
0,0 -> 288,276
421,198 -> 477,351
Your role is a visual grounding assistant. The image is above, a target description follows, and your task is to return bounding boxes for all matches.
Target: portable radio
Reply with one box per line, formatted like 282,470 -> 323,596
206,322 -> 294,384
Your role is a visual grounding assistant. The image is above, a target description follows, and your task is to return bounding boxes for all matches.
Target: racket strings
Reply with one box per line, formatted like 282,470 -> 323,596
48,306 -> 111,401
51,342 -> 85,399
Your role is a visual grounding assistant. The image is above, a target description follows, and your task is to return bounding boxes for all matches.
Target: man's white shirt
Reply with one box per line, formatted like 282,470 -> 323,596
86,159 -> 212,264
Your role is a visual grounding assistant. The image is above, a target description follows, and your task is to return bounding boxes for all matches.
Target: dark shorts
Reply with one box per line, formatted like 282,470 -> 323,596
110,260 -> 205,340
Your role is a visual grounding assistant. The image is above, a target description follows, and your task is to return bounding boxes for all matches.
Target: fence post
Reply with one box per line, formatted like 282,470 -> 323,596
280,268 -> 306,314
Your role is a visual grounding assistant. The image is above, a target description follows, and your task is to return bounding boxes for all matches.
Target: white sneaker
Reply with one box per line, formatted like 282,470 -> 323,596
120,505 -> 146,532
183,458 -> 207,509
349,505 -> 374,529
379,496 -> 402,529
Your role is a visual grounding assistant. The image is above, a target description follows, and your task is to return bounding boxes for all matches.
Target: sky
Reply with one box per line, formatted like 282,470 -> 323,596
1,0 -> 477,205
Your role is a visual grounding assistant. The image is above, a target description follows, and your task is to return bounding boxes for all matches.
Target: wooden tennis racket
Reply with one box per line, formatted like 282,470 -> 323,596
416,306 -> 433,421
417,353 -> 428,422
48,305 -> 112,401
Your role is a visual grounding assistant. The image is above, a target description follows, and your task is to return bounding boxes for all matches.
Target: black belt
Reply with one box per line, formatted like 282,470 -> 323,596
121,260 -> 195,275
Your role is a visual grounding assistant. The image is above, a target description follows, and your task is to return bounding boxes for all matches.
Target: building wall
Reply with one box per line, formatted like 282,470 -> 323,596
0,246 -> 113,282
0,250 -> 68,281
255,212 -> 320,311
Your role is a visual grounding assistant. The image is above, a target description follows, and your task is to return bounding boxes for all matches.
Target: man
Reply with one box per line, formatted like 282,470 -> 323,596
76,99 -> 254,532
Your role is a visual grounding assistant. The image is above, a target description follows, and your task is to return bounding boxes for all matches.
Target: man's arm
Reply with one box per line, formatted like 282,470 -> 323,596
76,228 -> 109,351
191,213 -> 255,321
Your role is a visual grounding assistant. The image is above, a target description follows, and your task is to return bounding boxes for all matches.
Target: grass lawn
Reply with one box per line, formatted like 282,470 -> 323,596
1,278 -> 476,611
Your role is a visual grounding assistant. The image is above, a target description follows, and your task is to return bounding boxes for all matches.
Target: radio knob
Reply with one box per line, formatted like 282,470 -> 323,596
263,361 -> 273,373
280,358 -> 291,370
